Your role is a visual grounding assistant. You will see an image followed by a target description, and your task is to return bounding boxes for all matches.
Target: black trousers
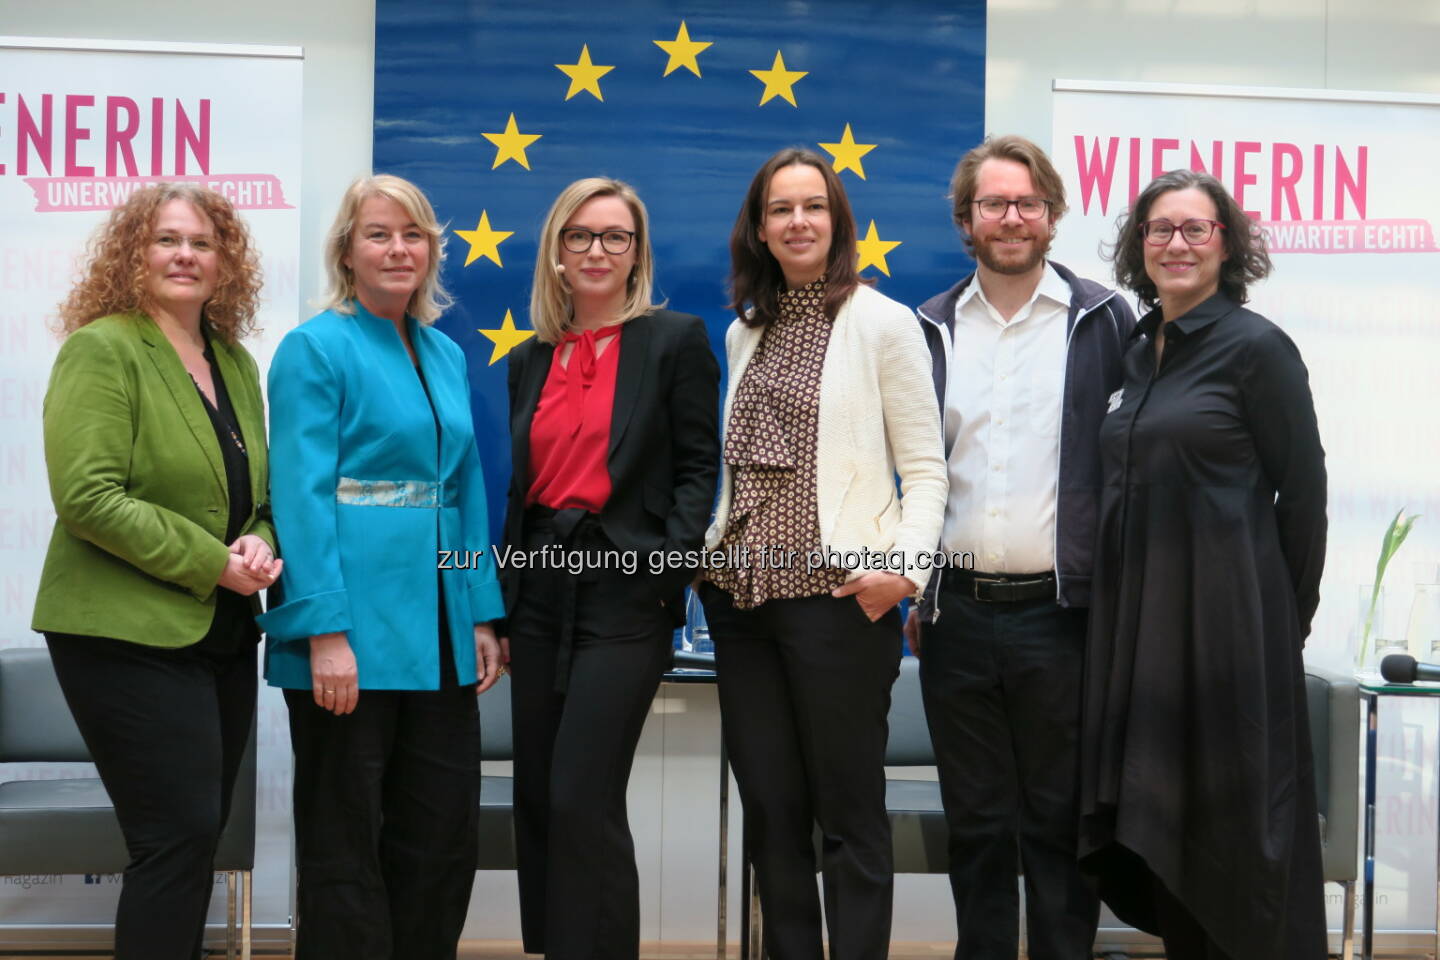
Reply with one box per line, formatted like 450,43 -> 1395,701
285,682 -> 480,960
44,629 -> 256,960
509,514 -> 673,959
917,585 -> 1099,960
702,583 -> 902,960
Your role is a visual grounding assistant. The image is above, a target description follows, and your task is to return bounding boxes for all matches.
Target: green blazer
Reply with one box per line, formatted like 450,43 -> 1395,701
31,311 -> 276,647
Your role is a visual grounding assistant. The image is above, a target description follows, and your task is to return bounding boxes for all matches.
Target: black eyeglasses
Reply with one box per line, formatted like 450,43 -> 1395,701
560,228 -> 635,255
1140,218 -> 1225,246
973,197 -> 1051,221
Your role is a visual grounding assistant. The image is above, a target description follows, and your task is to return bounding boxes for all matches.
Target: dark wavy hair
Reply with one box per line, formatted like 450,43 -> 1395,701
57,182 -> 261,342
1107,169 -> 1271,312
728,147 -> 867,327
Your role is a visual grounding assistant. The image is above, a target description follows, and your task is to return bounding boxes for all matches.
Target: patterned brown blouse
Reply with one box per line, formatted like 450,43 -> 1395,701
707,278 -> 848,609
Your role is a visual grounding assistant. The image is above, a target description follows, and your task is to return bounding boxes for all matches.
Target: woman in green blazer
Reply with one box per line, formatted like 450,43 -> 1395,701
31,183 -> 281,960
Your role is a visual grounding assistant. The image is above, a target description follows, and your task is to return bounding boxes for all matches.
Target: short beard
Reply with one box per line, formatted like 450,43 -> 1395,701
972,231 -> 1050,276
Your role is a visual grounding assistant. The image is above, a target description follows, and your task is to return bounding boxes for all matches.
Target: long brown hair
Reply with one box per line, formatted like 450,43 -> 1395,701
728,148 -> 867,327
57,182 -> 261,341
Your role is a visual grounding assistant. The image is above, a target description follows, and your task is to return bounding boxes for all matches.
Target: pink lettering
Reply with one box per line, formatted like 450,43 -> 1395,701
1150,137 -> 1179,180
1189,140 -> 1223,179
1271,143 -> 1303,221
105,97 -> 140,177
1233,141 -> 1261,219
149,98 -> 163,176
1127,137 -> 1141,205
16,94 -> 53,176
63,94 -> 94,177
173,99 -> 209,175
1312,145 -> 1325,219
1335,146 -> 1367,219
1073,136 -> 1120,215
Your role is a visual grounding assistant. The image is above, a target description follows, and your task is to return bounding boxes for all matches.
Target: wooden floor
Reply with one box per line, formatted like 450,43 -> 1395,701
9,943 -> 956,959
458,946 -> 952,959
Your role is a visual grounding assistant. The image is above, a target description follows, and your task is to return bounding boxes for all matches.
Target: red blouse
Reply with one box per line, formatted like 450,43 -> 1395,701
526,325 -> 622,512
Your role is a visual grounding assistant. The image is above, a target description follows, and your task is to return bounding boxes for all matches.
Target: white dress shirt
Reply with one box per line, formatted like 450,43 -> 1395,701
942,263 -> 1071,573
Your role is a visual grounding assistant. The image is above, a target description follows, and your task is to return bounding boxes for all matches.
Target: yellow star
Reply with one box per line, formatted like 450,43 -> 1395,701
749,51 -> 807,107
818,123 -> 878,180
477,309 -> 535,365
453,212 -> 513,268
855,220 -> 903,276
482,114 -> 542,170
654,21 -> 712,77
555,45 -> 615,102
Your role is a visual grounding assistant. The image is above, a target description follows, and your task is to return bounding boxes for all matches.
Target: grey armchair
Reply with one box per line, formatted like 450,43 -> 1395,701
883,655 -> 949,875
1305,664 -> 1360,960
0,646 -> 256,959
476,671 -> 517,870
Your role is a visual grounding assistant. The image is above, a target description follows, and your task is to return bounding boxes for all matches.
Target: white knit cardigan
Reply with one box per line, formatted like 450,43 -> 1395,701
705,284 -> 948,594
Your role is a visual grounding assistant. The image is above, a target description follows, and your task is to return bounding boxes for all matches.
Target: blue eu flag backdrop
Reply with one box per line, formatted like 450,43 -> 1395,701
374,0 -> 986,534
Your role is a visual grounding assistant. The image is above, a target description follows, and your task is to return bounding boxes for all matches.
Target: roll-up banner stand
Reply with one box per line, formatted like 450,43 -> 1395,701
1053,79 -> 1440,951
0,36 -> 302,951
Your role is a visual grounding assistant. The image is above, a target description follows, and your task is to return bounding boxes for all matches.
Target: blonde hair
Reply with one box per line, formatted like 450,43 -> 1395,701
56,182 -> 261,342
530,177 -> 660,345
320,174 -> 453,324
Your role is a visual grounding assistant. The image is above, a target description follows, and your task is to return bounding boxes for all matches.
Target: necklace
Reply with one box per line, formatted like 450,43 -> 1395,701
190,375 -> 248,455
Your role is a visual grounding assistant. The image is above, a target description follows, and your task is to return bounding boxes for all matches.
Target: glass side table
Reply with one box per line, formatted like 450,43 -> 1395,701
1357,679 -> 1440,960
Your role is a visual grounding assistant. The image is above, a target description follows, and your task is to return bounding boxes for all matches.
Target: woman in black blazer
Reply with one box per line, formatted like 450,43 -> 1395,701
501,177 -> 720,960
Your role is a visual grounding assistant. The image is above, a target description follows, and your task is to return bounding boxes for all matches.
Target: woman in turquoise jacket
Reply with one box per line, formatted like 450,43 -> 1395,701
258,174 -> 504,960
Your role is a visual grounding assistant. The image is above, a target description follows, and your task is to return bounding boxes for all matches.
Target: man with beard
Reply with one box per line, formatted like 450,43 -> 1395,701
907,135 -> 1134,960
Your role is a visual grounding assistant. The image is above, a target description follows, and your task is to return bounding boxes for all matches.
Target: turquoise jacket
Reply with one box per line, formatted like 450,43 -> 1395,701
258,303 -> 505,690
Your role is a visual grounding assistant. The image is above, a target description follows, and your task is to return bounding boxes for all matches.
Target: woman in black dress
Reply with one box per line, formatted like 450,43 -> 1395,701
1079,169 -> 1328,960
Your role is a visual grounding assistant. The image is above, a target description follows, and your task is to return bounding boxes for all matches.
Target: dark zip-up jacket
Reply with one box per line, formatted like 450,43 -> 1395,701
915,260 -> 1135,620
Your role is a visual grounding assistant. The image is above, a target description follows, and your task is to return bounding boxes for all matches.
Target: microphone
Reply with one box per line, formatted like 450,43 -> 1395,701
554,263 -> 566,274
1380,653 -> 1440,683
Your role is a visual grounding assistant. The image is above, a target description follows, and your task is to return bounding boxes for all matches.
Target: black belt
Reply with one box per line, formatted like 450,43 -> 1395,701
945,568 -> 1056,603
525,503 -> 593,540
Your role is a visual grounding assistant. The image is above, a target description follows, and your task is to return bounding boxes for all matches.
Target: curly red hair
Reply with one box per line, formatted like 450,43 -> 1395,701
57,182 -> 262,342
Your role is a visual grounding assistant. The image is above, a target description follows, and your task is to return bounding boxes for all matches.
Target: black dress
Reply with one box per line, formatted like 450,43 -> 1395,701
1078,293 -> 1328,960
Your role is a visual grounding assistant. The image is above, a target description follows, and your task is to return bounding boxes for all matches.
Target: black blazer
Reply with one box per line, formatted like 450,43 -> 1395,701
503,309 -> 720,623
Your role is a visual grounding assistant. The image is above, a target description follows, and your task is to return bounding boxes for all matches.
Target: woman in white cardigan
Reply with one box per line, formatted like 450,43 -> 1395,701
700,148 -> 946,960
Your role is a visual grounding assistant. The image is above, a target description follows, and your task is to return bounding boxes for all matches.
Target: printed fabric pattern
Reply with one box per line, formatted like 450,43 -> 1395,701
707,278 -> 848,608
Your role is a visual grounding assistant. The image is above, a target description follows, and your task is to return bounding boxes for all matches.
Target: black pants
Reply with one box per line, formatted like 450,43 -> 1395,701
44,630 -> 256,960
702,583 -> 902,960
918,585 -> 1098,960
509,514 -> 673,959
285,682 -> 480,960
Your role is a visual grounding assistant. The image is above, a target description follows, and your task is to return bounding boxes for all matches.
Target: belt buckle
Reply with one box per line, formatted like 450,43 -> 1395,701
972,576 -> 1004,603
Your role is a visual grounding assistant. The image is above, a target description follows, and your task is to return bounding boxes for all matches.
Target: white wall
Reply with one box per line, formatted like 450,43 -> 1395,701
987,0 -> 1440,148
2,0 -> 376,316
